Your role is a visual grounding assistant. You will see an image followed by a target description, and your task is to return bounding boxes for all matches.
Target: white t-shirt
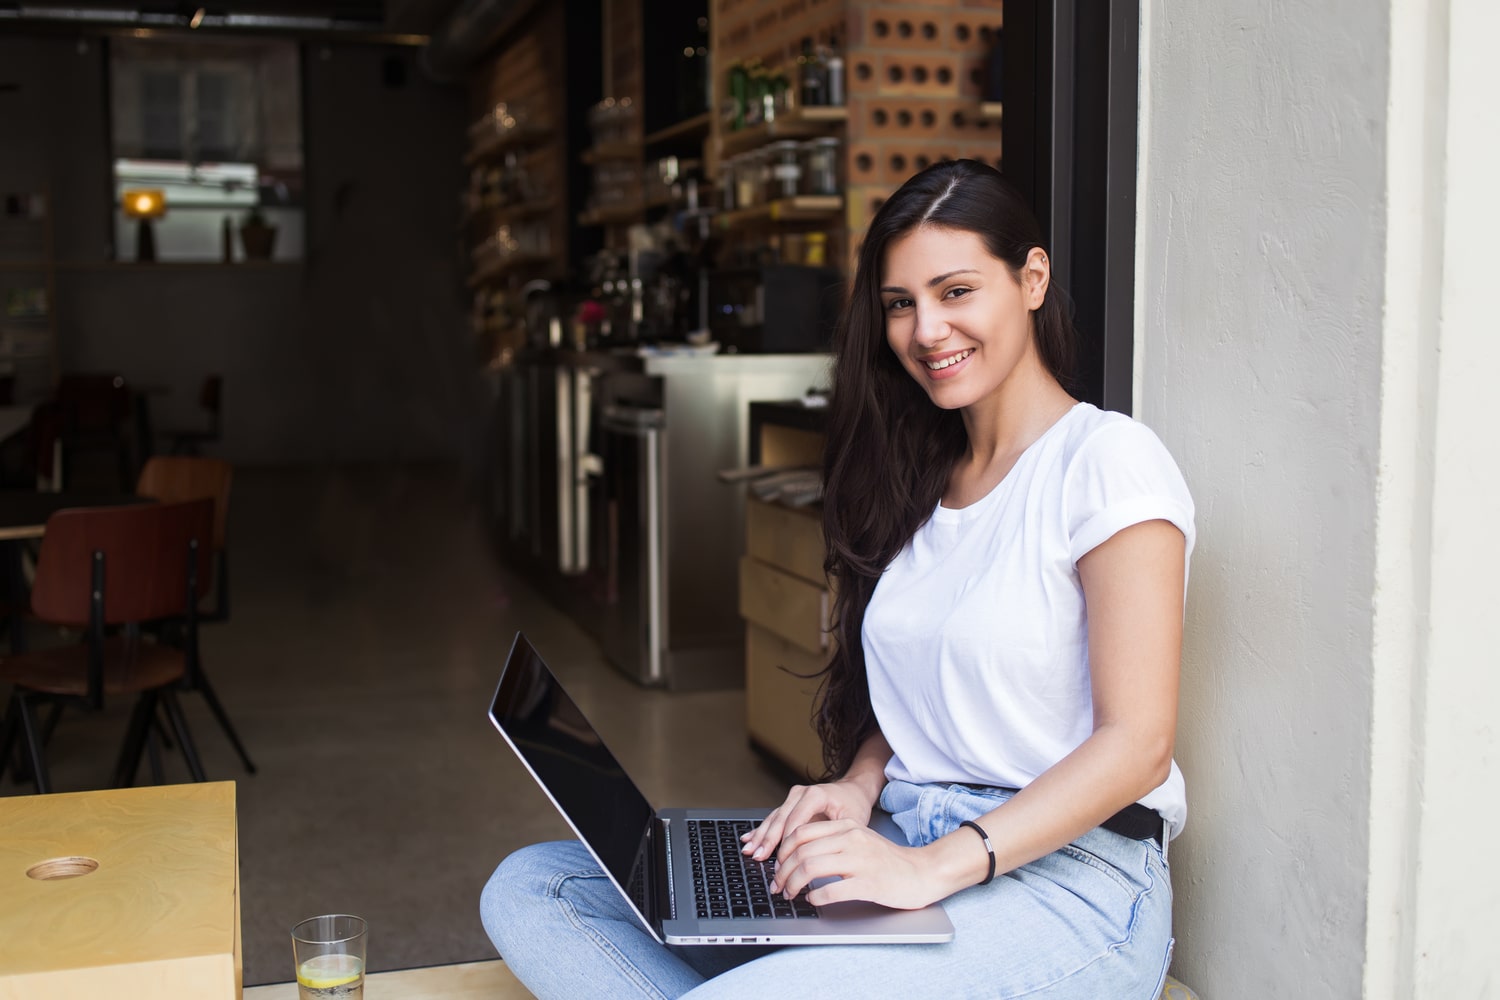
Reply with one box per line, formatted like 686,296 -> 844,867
863,402 -> 1196,837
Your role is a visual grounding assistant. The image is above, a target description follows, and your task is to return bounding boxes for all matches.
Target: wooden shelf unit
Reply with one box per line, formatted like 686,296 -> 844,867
644,111 -> 713,148
717,105 -> 849,159
462,4 -> 573,288
716,195 -> 842,231
463,125 -> 555,168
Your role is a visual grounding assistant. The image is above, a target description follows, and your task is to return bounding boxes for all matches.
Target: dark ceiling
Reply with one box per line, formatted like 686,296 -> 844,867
0,0 -> 462,36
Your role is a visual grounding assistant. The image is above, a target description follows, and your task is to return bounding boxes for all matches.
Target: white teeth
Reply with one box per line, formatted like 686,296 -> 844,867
925,349 -> 973,371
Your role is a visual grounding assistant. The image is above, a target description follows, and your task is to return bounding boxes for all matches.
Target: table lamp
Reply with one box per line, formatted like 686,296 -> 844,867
122,188 -> 167,262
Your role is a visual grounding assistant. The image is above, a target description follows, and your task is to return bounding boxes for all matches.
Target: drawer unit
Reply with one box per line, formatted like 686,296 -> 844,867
745,624 -> 827,780
740,491 -> 830,777
739,554 -> 831,654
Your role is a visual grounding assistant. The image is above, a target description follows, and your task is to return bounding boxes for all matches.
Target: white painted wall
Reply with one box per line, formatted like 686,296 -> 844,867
1375,0 -> 1500,993
1140,0 -> 1500,995
1136,2 -> 1389,995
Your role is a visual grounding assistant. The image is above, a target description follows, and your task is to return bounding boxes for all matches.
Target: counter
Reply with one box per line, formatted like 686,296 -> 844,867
483,349 -> 831,690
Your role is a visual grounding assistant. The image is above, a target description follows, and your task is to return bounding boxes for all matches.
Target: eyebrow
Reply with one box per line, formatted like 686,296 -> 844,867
879,269 -> 981,294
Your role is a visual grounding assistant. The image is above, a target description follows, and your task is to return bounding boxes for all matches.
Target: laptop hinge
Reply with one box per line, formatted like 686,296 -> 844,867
654,816 -> 676,921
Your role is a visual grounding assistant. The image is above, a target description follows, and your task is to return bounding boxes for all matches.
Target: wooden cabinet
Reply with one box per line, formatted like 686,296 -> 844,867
739,408 -> 830,779
741,495 -> 828,779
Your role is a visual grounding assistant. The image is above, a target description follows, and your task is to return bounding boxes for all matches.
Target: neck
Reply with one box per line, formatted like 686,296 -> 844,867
959,362 -> 1076,471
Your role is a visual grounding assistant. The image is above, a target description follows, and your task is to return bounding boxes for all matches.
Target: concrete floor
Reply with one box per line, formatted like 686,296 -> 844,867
0,464 -> 792,986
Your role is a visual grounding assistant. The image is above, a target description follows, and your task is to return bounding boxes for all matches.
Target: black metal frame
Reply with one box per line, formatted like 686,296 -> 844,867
1003,0 -> 1139,414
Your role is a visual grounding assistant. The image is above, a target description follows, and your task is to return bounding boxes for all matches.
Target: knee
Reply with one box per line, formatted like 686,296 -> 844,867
479,841 -> 575,953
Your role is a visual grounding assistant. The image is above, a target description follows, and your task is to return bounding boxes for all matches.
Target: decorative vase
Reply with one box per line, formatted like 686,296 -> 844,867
239,220 -> 277,260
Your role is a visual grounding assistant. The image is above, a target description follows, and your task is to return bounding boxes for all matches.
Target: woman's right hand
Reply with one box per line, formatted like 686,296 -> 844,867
740,780 -> 877,862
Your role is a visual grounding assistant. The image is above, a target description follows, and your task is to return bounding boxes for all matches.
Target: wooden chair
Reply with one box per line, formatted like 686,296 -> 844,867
0,498 -> 215,794
135,455 -> 255,774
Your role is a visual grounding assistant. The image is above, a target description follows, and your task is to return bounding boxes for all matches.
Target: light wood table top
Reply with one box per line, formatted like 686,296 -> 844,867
244,959 -> 532,999
0,782 -> 241,999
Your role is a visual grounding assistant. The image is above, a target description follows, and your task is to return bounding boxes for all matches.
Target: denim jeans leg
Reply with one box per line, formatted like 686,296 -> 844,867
680,781 -> 1174,1000
480,841 -> 706,1000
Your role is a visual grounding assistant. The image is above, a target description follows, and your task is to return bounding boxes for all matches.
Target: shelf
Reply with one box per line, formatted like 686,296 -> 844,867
716,195 -> 842,230
644,112 -> 713,147
581,141 -> 643,166
719,106 -> 849,159
464,126 -> 555,168
978,102 -> 1004,121
577,203 -> 646,227
460,199 -> 558,230
467,254 -> 554,288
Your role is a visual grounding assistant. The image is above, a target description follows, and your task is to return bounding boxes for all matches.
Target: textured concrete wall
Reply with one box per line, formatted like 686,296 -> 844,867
1135,3 -> 1389,994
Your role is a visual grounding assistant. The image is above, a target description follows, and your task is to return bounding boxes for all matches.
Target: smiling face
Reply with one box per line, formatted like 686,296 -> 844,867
880,225 -> 1049,414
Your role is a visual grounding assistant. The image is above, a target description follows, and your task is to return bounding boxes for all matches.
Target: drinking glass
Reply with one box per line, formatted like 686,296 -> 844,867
291,914 -> 366,1000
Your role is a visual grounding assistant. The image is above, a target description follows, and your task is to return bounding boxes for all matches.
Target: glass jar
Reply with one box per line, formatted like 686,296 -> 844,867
800,136 -> 841,196
767,141 -> 802,200
734,151 -> 761,209
721,155 -> 740,210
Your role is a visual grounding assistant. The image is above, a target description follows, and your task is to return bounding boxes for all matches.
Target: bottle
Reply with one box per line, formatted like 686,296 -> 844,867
824,41 -> 845,106
798,37 -> 825,107
728,61 -> 748,130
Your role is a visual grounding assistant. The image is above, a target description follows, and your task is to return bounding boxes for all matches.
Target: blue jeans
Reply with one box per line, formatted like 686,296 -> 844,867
480,781 -> 1174,999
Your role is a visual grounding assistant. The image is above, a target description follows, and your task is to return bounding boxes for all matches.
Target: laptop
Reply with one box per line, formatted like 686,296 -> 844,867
488,632 -> 955,946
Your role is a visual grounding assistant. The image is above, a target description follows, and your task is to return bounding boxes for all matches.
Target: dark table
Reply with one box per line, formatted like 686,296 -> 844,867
0,490 -> 150,542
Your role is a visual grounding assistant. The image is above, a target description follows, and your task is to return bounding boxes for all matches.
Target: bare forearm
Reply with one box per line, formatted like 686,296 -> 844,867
841,730 -> 894,807
925,724 -> 1171,896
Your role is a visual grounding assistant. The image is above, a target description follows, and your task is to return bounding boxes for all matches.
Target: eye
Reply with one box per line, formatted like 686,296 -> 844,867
943,286 -> 973,300
884,297 -> 913,312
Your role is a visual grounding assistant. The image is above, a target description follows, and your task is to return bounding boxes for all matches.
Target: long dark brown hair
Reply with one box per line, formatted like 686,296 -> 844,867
816,159 -> 1077,779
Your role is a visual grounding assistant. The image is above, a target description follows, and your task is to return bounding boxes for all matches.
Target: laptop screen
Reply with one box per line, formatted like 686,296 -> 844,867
490,634 -> 656,905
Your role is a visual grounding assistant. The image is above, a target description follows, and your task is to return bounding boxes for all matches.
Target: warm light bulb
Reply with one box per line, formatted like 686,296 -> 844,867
189,7 -> 205,28
134,194 -> 155,214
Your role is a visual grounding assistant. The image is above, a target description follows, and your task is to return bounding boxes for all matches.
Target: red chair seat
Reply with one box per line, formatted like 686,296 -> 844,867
0,636 -> 185,698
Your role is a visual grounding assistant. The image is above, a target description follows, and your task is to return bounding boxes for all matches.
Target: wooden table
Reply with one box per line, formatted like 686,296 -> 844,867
0,782 -> 241,999
243,959 -> 532,999
0,489 -> 150,541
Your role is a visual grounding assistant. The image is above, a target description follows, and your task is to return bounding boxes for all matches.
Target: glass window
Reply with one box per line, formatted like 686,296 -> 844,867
110,37 -> 303,262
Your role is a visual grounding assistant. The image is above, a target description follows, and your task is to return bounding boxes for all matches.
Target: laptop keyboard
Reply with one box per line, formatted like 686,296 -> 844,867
688,819 -> 819,920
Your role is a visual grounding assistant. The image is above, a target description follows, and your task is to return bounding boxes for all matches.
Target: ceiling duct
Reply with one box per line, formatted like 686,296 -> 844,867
420,0 -> 535,81
0,2 -> 428,41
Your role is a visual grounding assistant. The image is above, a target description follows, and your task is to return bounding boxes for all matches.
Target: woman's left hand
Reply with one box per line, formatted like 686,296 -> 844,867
770,818 -> 951,911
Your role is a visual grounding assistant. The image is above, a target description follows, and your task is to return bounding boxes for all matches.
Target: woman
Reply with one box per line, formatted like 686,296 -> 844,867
482,159 -> 1194,998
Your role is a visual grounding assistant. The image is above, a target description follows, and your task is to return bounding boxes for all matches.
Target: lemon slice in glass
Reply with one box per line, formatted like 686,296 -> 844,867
297,953 -> 363,989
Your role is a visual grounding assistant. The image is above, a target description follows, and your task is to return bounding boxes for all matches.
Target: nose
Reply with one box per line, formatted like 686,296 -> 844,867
912,304 -> 949,348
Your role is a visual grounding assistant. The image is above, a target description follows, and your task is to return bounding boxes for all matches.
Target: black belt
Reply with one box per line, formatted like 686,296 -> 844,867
957,785 -> 1163,844
1100,802 -> 1164,843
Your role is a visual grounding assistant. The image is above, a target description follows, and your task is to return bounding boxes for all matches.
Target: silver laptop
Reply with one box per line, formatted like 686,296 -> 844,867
488,632 -> 955,946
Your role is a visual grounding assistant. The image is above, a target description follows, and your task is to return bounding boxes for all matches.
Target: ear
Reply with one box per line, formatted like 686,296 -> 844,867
1022,247 -> 1050,310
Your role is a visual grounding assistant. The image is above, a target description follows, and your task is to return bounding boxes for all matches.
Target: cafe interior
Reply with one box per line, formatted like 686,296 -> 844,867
0,0 -> 1147,994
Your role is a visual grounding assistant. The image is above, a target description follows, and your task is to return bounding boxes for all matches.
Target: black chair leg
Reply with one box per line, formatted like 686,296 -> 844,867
8,699 -> 63,787
0,695 -> 18,785
146,721 -> 164,785
112,691 -> 158,788
159,688 -> 206,782
195,671 -> 256,775
40,700 -> 63,746
153,708 -> 176,751
16,693 -> 51,794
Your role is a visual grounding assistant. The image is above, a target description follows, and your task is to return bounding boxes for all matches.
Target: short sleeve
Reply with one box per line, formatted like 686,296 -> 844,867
1063,418 -> 1196,567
